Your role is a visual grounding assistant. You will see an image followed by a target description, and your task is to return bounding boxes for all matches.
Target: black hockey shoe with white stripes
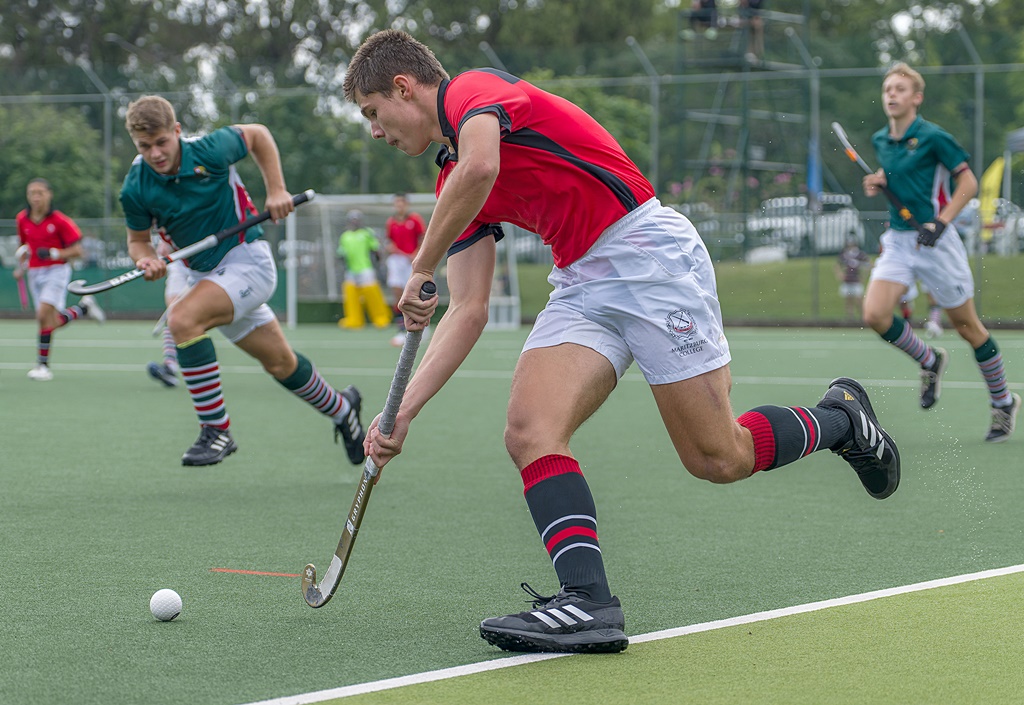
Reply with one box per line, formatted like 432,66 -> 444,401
181,426 -> 237,467
480,583 -> 628,654
334,385 -> 366,465
817,377 -> 901,500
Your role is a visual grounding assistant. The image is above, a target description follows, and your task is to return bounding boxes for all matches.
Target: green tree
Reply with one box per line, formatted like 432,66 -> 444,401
0,104 -> 105,219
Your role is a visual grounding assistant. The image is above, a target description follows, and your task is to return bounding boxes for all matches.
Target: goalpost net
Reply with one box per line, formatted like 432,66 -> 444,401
280,193 -> 523,330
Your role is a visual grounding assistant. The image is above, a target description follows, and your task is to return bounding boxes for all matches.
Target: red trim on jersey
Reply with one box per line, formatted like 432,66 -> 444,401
521,454 -> 583,493
16,209 -> 82,268
437,70 -> 655,267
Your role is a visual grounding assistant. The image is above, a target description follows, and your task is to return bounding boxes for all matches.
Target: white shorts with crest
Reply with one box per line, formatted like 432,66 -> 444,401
524,199 -> 731,385
187,239 -> 277,343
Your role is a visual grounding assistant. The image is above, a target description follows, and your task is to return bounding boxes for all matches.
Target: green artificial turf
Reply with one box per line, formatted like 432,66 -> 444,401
1,321 -> 1022,705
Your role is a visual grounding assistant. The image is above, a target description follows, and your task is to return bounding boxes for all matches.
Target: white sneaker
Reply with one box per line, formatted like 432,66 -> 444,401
390,333 -> 405,348
924,319 -> 943,339
27,364 -> 53,381
80,295 -> 106,323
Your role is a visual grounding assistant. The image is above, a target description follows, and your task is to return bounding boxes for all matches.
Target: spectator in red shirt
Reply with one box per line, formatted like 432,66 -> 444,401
14,178 -> 105,381
384,192 -> 426,345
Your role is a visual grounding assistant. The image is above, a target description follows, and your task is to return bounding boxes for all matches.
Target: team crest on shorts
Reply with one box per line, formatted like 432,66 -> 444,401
666,308 -> 698,340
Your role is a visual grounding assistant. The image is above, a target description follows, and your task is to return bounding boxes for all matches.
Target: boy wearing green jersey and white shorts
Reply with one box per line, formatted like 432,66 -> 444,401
120,95 -> 367,466
861,63 -> 1019,442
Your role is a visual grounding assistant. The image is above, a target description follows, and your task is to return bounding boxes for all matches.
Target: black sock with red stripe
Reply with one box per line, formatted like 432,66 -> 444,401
521,454 -> 612,603
737,405 -> 850,472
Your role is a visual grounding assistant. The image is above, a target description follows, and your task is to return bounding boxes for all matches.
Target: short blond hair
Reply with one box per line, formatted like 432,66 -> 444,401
125,95 -> 177,135
884,62 -> 925,94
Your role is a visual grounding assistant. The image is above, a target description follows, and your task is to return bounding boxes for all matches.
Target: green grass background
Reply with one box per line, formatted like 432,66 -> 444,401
1,321 -> 1022,705
519,253 -> 1024,325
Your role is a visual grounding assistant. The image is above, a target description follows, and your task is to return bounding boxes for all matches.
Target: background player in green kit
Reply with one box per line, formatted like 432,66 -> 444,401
861,63 -> 1020,442
120,95 -> 367,466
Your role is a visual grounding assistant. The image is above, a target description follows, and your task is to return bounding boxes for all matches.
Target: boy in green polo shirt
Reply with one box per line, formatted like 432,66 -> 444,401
861,63 -> 1019,442
120,95 -> 368,466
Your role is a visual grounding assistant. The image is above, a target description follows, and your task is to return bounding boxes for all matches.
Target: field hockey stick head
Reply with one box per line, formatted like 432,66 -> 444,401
831,122 -> 874,176
301,279 -> 436,608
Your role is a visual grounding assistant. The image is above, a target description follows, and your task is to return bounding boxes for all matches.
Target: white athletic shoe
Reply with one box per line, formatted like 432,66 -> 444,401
923,319 -> 943,339
27,364 -> 53,381
80,295 -> 106,323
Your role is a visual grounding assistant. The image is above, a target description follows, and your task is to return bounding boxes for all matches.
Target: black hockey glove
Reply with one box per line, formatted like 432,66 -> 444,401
917,219 -> 946,248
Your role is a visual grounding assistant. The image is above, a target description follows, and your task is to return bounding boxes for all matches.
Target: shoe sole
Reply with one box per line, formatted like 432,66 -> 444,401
480,626 -> 628,654
920,348 -> 948,410
182,443 -> 238,467
829,377 -> 901,500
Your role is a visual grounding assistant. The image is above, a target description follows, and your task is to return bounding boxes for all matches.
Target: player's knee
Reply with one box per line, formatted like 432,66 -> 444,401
683,451 -> 749,484
862,307 -> 889,332
262,351 -> 298,379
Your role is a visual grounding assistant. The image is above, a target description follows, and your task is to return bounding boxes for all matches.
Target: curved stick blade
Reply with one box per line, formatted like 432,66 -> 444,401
302,563 -> 328,607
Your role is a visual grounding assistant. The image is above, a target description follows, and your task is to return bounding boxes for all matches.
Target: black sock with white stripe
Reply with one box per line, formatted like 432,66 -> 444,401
521,455 -> 612,603
737,405 -> 850,472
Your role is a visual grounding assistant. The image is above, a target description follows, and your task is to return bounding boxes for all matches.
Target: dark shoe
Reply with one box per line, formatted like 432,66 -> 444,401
919,347 -> 948,409
818,377 -> 901,499
334,385 -> 366,465
147,361 -> 179,388
985,393 -> 1022,443
181,426 -> 237,466
480,583 -> 628,654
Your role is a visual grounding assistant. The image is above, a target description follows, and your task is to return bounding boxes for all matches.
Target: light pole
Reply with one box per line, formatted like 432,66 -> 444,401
479,42 -> 508,72
76,57 -> 113,223
626,36 -> 660,192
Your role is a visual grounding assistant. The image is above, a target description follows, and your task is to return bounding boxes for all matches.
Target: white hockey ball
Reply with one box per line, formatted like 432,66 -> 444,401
150,589 -> 182,621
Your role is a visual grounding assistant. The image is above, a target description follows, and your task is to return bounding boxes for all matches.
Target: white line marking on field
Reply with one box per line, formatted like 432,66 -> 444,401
0,362 -> 1012,392
241,563 -> 1024,705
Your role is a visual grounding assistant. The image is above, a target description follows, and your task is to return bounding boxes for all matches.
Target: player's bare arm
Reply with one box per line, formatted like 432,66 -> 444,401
936,164 -> 978,224
235,123 -> 294,221
127,227 -> 167,281
401,112 -> 501,326
366,238 -> 497,468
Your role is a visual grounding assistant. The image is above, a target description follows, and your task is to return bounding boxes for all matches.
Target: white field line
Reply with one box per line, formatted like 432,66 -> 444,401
242,563 -> 1024,705
0,361 -> 1011,391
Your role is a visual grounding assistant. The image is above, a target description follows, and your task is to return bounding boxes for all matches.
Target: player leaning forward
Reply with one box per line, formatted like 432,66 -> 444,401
861,63 -> 1019,442
347,30 -> 901,654
120,96 -> 367,467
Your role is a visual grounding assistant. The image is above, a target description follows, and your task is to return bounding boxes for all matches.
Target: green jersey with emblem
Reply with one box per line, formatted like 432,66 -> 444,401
872,116 -> 969,231
119,126 -> 263,272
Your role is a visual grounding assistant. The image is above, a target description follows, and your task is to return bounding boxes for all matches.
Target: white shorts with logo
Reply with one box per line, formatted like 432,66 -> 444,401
188,239 -> 277,343
525,199 -> 731,385
28,264 -> 72,311
870,226 -> 973,309
386,253 -> 413,289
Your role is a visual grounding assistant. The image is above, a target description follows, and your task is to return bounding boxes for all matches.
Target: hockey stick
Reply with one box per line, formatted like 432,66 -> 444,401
302,280 -> 437,608
831,122 -> 927,235
16,272 -> 29,311
68,190 -> 315,296
151,287 -> 189,336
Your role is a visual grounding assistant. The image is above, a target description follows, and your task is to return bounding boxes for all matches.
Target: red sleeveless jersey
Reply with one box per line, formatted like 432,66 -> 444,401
437,70 -> 655,267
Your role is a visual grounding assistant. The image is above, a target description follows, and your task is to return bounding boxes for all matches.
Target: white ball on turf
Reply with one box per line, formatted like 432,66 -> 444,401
150,589 -> 182,621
